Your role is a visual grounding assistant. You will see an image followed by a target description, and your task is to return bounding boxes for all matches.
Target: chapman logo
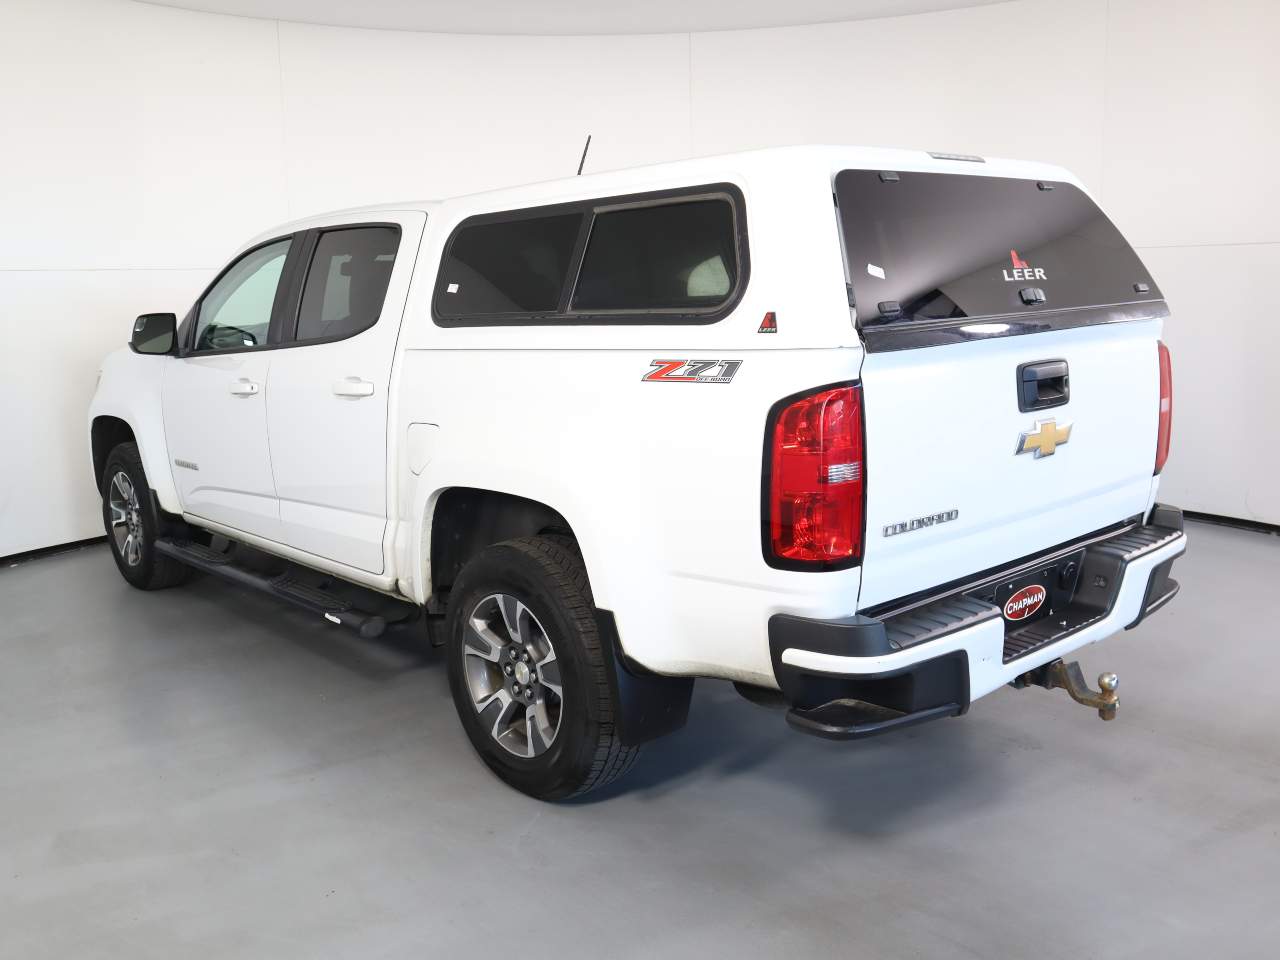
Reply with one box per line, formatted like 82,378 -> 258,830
1003,249 -> 1046,283
1003,584 -> 1047,621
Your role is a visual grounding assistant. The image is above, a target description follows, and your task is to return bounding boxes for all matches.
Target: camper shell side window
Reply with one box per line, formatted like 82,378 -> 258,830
432,183 -> 749,326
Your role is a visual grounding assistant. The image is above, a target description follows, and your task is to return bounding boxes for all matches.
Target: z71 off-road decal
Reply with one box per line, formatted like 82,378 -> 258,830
642,360 -> 742,384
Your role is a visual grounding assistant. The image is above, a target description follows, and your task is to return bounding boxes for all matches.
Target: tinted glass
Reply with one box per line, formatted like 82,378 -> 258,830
437,213 -> 583,317
194,239 -> 291,351
296,226 -> 400,342
572,199 -> 737,312
835,170 -> 1160,325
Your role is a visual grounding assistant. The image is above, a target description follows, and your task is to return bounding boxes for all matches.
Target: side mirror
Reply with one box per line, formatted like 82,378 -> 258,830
130,313 -> 177,355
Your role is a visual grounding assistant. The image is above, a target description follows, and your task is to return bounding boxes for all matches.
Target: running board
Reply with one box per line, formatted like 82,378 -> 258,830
154,538 -> 397,639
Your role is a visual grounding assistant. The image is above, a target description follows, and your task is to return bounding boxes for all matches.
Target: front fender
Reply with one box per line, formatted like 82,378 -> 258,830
89,348 -> 180,513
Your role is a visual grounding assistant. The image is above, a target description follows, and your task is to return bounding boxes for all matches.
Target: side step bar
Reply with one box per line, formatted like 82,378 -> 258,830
154,539 -> 398,639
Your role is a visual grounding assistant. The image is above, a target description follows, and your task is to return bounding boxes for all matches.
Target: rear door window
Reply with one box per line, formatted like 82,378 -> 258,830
435,213 -> 583,320
295,225 -> 401,342
835,170 -> 1160,326
571,199 -> 737,313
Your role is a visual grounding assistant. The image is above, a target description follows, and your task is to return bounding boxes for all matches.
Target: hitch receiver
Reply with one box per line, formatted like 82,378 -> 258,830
1016,659 -> 1119,721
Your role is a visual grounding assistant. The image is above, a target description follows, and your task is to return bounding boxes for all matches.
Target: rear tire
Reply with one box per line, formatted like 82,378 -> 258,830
101,442 -> 191,590
445,536 -> 639,800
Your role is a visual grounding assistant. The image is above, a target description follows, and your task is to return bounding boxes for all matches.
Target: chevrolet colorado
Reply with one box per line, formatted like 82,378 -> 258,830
89,146 -> 1185,798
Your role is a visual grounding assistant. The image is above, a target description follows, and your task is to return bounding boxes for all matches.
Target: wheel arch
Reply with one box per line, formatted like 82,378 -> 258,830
427,487 -> 576,600
91,415 -> 136,490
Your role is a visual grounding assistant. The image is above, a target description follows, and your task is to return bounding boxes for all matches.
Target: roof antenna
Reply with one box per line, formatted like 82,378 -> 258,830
576,134 -> 592,176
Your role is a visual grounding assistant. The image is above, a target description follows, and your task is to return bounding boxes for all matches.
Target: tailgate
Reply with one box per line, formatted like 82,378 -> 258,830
832,165 -> 1166,609
856,321 -> 1161,608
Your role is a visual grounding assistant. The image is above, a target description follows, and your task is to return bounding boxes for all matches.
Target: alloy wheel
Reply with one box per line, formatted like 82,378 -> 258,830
462,593 -> 564,758
108,471 -> 144,567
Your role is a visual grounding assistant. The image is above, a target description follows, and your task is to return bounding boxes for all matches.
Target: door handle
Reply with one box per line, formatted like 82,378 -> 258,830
229,378 -> 260,397
332,377 -> 375,399
1017,360 -> 1069,412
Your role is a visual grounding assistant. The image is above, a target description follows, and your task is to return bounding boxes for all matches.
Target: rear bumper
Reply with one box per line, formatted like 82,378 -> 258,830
769,505 -> 1187,740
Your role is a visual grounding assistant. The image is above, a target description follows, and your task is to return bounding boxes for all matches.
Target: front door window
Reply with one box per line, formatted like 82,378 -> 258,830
193,239 -> 291,352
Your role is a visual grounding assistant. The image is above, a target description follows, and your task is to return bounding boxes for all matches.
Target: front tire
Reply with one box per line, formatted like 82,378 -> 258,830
101,442 -> 191,590
445,537 -> 639,800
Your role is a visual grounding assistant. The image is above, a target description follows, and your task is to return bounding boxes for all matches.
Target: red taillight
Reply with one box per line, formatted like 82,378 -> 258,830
1155,341 -> 1173,474
767,384 -> 865,568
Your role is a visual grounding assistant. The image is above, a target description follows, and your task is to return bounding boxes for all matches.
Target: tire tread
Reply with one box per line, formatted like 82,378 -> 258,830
487,536 -> 640,798
102,442 -> 192,590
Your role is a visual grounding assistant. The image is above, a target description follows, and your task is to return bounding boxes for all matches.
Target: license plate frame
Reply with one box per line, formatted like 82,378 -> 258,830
964,548 -> 1086,631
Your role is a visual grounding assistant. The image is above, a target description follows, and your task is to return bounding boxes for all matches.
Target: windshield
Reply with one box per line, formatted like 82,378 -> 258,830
835,169 -> 1160,326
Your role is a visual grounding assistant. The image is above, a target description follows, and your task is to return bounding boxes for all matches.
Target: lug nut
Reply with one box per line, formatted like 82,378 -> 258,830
503,664 -> 513,676
512,683 -> 521,695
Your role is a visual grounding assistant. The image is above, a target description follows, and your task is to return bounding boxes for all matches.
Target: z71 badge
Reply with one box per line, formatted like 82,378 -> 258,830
642,360 -> 742,384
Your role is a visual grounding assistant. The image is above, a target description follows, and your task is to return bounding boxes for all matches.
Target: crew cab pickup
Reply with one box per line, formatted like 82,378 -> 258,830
89,145 -> 1185,799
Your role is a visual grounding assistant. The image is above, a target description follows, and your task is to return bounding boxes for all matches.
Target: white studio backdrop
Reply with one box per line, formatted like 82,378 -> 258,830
2,0 -> 1277,556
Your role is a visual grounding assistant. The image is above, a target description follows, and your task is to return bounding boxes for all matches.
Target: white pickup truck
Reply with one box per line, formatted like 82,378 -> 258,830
89,145 -> 1185,799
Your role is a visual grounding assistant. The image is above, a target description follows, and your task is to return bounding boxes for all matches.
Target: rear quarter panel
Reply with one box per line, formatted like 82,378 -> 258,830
393,161 -> 865,685
396,346 -> 864,685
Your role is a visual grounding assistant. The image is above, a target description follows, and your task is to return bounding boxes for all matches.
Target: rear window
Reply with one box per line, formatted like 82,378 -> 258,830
835,170 -> 1160,326
432,184 -> 746,326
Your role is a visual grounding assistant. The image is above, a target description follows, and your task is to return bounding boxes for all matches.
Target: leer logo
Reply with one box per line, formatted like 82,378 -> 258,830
1003,249 -> 1047,283
1004,584 -> 1047,621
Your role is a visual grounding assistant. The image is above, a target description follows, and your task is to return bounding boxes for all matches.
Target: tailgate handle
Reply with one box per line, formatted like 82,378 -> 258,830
1017,360 -> 1069,412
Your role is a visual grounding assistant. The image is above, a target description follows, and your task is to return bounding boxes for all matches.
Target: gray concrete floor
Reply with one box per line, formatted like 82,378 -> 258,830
1,520 -> 1277,959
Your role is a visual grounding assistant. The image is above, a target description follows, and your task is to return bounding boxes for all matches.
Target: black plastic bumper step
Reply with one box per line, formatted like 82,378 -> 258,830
883,594 -> 1001,650
786,699 -> 961,740
1004,608 -> 1106,662
154,538 -> 396,639
1000,524 -> 1184,663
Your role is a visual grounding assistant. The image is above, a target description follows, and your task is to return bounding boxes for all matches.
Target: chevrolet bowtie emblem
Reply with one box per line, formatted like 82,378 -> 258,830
1016,418 -> 1072,459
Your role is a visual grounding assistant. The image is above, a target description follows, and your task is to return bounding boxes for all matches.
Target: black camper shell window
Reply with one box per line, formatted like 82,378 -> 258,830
432,183 -> 748,326
835,169 -> 1161,327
